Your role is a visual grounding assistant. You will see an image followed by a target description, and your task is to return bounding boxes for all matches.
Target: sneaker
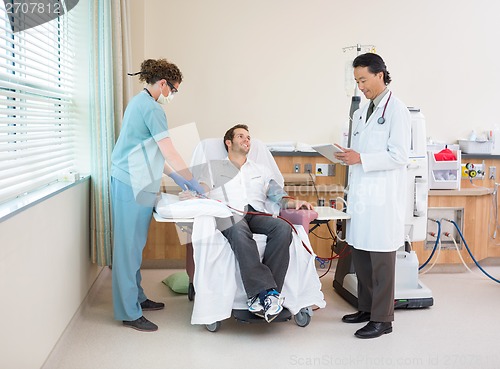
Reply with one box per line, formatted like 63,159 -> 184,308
263,290 -> 284,323
247,295 -> 265,317
123,316 -> 158,332
140,299 -> 165,311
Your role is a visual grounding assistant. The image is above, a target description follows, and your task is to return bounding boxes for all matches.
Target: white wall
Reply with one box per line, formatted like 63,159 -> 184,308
128,0 -> 500,147
0,180 -> 102,369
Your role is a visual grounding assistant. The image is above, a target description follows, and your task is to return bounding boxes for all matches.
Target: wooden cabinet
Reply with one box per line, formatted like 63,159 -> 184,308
411,188 -> 492,265
142,220 -> 188,268
411,155 -> 500,264
461,156 -> 500,260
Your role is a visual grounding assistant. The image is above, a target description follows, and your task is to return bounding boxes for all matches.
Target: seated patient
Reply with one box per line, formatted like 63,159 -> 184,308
187,124 -> 314,322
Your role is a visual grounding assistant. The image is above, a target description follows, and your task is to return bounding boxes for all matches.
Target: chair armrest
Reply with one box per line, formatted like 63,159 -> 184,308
279,208 -> 318,232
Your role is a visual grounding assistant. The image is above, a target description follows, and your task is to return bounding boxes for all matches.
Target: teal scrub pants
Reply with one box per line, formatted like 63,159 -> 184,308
111,177 -> 155,321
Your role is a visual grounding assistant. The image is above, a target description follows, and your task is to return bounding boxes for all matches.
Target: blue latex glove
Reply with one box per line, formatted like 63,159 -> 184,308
186,178 -> 205,194
168,172 -> 205,194
167,172 -> 191,190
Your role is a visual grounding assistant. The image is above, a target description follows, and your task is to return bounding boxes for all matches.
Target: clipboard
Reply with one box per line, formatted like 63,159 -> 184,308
311,144 -> 344,163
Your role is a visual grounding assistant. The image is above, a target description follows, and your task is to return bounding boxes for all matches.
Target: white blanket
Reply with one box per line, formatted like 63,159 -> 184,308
156,195 -> 326,325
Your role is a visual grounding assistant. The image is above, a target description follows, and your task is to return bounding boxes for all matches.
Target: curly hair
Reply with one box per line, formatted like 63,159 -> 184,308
223,124 -> 249,152
138,58 -> 183,85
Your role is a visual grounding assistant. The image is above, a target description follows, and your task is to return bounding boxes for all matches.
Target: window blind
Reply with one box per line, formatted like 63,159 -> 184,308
0,2 -> 76,205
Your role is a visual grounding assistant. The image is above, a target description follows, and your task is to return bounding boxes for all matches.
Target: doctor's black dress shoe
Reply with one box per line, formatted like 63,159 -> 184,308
354,321 -> 392,339
342,311 -> 371,323
140,299 -> 165,311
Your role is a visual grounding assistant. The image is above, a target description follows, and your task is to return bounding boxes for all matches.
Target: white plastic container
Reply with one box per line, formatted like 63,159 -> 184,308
458,140 -> 492,154
409,108 -> 427,157
428,149 -> 461,190
395,251 -> 419,290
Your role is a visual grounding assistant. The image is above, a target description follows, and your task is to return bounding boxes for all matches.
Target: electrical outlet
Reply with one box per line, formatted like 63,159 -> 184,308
294,163 -> 301,173
315,163 -> 328,176
489,166 -> 496,180
426,207 -> 464,250
328,164 -> 336,176
304,163 -> 312,173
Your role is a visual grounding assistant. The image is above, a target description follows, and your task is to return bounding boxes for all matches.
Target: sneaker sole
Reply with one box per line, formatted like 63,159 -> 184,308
249,310 -> 265,318
265,307 -> 283,323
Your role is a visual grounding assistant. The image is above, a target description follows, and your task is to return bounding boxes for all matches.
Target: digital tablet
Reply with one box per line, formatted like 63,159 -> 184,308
311,144 -> 344,163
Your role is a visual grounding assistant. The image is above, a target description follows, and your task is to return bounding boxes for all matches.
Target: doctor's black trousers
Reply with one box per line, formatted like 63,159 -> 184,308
351,248 -> 396,322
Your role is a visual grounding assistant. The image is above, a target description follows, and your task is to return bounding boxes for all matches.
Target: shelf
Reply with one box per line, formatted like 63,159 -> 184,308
429,187 -> 492,196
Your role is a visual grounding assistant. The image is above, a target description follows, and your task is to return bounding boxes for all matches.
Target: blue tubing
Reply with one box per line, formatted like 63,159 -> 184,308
448,220 -> 500,283
419,219 -> 441,271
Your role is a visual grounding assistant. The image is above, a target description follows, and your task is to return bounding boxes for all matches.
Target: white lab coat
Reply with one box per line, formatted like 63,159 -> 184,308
346,90 -> 411,252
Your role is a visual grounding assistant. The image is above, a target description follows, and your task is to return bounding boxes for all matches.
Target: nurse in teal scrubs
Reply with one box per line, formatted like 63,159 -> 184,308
110,58 -> 203,332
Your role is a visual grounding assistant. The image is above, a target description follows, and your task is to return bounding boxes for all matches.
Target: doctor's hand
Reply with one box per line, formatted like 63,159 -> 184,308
334,146 -> 361,166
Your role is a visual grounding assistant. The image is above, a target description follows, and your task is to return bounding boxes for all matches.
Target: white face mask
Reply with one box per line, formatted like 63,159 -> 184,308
157,83 -> 175,104
157,91 -> 174,104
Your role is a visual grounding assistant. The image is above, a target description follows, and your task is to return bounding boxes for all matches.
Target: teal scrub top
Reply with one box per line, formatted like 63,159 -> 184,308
111,90 -> 170,196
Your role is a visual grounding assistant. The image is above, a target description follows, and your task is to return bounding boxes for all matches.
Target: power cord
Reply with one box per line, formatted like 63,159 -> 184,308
306,170 -> 351,265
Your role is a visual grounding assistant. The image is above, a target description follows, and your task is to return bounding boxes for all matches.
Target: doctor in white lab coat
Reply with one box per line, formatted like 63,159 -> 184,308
335,53 -> 410,339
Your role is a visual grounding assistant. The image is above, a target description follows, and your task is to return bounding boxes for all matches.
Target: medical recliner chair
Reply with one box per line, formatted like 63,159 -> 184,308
156,138 -> 326,331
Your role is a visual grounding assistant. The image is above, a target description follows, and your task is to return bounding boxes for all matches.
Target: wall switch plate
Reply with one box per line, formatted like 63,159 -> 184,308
294,163 -> 301,173
315,163 -> 328,176
304,163 -> 312,173
489,166 -> 496,180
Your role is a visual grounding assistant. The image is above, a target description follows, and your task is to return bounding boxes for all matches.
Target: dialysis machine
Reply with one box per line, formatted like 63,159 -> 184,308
333,108 -> 434,309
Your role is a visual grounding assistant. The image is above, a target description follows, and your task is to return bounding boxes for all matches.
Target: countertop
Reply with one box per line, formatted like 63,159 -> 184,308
429,187 -> 492,196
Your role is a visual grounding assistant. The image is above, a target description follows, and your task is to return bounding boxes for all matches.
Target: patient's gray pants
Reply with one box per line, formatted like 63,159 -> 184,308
216,205 -> 292,298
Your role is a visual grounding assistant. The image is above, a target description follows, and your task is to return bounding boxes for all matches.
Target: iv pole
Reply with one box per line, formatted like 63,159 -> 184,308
333,44 -> 375,306
343,43 -> 375,143
339,43 -> 375,195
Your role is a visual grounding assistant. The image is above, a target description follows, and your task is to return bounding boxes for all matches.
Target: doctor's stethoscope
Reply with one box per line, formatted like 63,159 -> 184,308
353,91 -> 392,136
